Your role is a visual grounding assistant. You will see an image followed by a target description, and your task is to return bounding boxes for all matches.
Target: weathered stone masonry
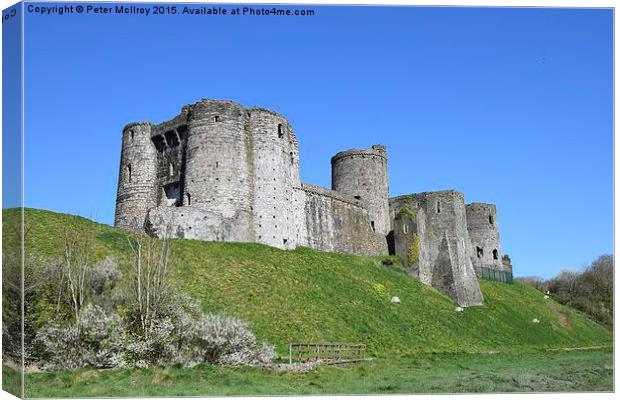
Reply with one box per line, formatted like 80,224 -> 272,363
116,99 -> 510,306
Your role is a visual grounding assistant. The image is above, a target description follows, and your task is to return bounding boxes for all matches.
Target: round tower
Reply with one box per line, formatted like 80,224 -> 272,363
182,99 -> 254,242
466,203 -> 502,273
114,122 -> 158,231
331,145 -> 390,235
249,108 -> 304,249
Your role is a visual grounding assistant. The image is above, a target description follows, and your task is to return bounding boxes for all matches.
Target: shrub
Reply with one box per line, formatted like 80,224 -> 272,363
89,256 -> 122,296
125,318 -> 177,368
34,304 -> 126,371
372,283 -> 387,298
122,289 -> 199,367
78,304 -> 127,369
186,314 -> 276,366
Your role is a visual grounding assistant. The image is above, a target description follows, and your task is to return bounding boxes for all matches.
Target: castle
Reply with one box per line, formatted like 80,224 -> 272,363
115,99 -> 513,307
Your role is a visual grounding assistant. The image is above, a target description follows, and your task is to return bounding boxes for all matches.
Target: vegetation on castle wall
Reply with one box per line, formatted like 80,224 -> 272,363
407,234 -> 420,266
395,204 -> 415,221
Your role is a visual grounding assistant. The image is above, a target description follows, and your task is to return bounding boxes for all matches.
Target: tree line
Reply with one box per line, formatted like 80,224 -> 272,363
516,254 -> 613,329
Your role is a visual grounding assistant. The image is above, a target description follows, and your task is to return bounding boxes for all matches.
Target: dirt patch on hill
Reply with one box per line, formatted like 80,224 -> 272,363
547,303 -> 573,329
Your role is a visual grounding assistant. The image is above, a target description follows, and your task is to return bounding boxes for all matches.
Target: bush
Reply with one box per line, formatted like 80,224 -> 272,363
29,230 -> 276,370
125,318 -> 177,368
372,283 -> 387,298
35,304 -> 126,371
187,314 -> 276,366
89,256 -> 122,296
78,304 -> 127,369
122,289 -> 199,368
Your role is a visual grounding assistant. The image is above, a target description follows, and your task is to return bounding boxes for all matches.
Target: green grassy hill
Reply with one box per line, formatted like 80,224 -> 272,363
5,208 -> 612,356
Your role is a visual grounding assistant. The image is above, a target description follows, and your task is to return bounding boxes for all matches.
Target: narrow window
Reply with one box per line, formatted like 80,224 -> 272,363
126,164 -> 132,183
187,193 -> 191,206
216,161 -> 219,168
436,201 -> 441,213
177,125 -> 188,140
164,130 -> 179,147
278,124 -> 284,138
152,135 -> 166,152
493,249 -> 499,260
169,163 -> 174,176
290,152 -> 294,164
214,116 -> 220,122
489,215 -> 494,225
283,238 -> 288,245
403,224 -> 408,234
129,130 -> 134,142
163,183 -> 181,207
371,221 -> 375,232
476,246 -> 484,258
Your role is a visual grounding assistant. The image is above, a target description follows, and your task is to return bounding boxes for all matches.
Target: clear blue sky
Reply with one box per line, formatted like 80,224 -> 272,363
17,4 -> 613,278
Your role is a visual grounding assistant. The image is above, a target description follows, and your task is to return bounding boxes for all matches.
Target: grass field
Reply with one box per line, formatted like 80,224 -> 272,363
2,208 -> 614,395
11,349 -> 612,396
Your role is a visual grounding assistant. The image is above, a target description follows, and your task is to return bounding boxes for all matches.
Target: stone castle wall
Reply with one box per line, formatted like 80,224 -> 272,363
390,191 -> 484,307
302,184 -> 387,255
466,203 -> 503,273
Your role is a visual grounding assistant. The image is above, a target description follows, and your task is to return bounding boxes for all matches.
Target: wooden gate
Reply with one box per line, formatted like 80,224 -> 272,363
288,343 -> 367,364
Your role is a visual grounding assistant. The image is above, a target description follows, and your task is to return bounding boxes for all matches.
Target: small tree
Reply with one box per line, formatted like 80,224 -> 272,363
125,231 -> 172,337
59,219 -> 95,326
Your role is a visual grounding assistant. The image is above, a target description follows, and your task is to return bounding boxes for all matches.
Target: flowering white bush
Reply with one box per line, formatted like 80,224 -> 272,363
126,317 -> 177,368
89,256 -> 122,296
33,249 -> 276,370
34,323 -> 82,371
35,304 -> 126,371
187,314 -> 276,366
79,303 -> 127,369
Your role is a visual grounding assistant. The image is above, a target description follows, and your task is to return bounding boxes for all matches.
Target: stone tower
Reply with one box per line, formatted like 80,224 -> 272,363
248,107 -> 306,250
390,190 -> 484,307
466,203 -> 503,273
116,99 -> 307,250
331,145 -> 390,235
179,100 -> 254,243
115,122 -> 158,231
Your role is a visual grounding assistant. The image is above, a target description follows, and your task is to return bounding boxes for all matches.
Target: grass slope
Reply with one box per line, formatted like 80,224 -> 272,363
6,208 -> 612,356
